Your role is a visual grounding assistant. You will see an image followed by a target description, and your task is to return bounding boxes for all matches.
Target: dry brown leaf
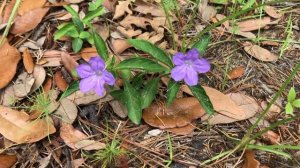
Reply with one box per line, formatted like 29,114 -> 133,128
120,15 -> 150,29
23,48 -> 35,73
113,0 -> 132,20
71,158 -> 85,168
261,41 -> 279,46
103,0 -> 117,12
0,154 -> 17,168
198,0 -> 217,21
262,130 -> 280,144
1,85 -> 20,106
237,17 -> 271,32
54,70 -> 68,91
111,39 -> 131,54
0,38 -> 21,89
64,0 -> 84,3
18,0 -> 46,15
228,66 -> 245,80
67,90 -> 104,105
244,43 -> 278,62
264,6 -> 282,19
10,7 -> 49,34
42,77 -> 53,93
227,27 -> 256,39
2,0 -> 15,23
143,98 -> 205,129
242,150 -> 260,168
30,65 -> 46,93
133,1 -> 165,17
117,26 -> 142,38
80,48 -> 97,61
60,122 -> 105,150
166,124 -> 195,135
42,50 -> 80,67
93,24 -> 110,41
109,100 -> 128,118
261,101 -> 281,120
54,98 -> 78,124
12,71 -> 35,98
215,14 -> 229,29
0,105 -> 56,143
61,52 -> 79,75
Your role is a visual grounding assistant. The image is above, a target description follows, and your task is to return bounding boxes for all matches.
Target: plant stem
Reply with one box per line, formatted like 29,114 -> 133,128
161,1 -> 176,50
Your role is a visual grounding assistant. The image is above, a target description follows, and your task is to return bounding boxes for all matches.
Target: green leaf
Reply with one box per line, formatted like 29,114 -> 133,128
189,85 -> 214,115
64,5 -> 79,18
128,39 -> 173,67
141,78 -> 160,109
292,99 -> 300,108
285,102 -> 293,115
79,31 -> 91,39
191,34 -> 210,55
288,87 -> 296,102
119,69 -> 132,81
60,81 -> 79,100
54,23 -> 75,40
116,57 -> 168,72
93,32 -> 108,61
72,17 -> 84,32
88,0 -> 103,11
166,79 -> 180,107
110,90 -> 126,104
65,28 -> 79,38
72,38 -> 83,53
82,7 -> 105,23
123,81 -> 142,125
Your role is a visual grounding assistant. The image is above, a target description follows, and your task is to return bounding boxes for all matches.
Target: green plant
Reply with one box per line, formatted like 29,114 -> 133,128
54,0 -> 105,53
285,87 -> 300,115
279,14 -> 293,58
164,133 -> 174,167
30,91 -> 53,119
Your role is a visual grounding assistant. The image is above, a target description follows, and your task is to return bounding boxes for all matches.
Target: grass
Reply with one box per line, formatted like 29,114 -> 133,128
164,133 -> 174,167
279,14 -> 293,58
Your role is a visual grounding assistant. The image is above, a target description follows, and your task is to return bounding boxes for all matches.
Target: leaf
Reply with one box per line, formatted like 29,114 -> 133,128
72,38 -> 83,53
128,39 -> 173,67
54,23 -> 76,41
30,65 -> 46,93
12,71 -> 35,98
82,7 -> 105,23
64,5 -> 80,19
0,105 -> 56,143
61,52 -> 79,75
244,43 -> 278,62
123,81 -> 142,125
60,81 -> 79,99
113,0 -> 132,19
292,99 -> 300,108
189,85 -> 214,115
237,17 -> 271,32
228,66 -> 245,80
191,34 -> 210,55
10,7 -> 49,34
54,98 -> 78,124
93,32 -> 109,61
54,70 -> 68,91
141,78 -> 160,109
0,38 -> 21,89
116,57 -> 168,73
242,150 -> 260,168
66,90 -> 104,105
264,6 -> 282,19
0,154 -> 17,168
285,102 -> 293,115
23,48 -> 35,73
79,31 -> 91,39
288,87 -> 296,102
72,17 -> 84,32
166,79 -> 180,107
18,0 -> 46,15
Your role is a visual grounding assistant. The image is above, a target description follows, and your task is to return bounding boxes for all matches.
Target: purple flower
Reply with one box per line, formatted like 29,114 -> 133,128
76,56 -> 115,96
171,49 -> 210,86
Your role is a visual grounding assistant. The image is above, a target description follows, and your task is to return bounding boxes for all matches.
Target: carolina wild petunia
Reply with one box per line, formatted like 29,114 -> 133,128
171,49 -> 210,86
76,56 -> 115,96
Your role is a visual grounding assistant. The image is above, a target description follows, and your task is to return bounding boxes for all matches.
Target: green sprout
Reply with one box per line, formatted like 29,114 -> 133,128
285,87 -> 300,115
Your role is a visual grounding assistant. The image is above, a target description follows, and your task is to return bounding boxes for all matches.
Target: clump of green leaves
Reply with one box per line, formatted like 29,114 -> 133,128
30,91 -> 53,119
285,87 -> 300,115
54,0 -> 105,53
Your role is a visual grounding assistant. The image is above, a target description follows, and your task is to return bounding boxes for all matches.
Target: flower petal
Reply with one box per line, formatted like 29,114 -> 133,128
89,56 -> 105,71
172,52 -> 186,65
193,58 -> 211,73
187,49 -> 200,60
76,64 -> 94,78
103,70 -> 115,86
79,75 -> 97,93
94,78 -> 106,96
184,68 -> 198,86
171,65 -> 186,82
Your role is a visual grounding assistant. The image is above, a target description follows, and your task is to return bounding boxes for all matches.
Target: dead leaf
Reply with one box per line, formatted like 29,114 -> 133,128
228,66 -> 245,80
2,0 -> 15,23
113,0 -> 132,19
237,17 -> 271,32
166,123 -> 195,135
264,6 -> 282,19
18,0 -> 46,15
143,98 -> 205,129
60,122 -> 105,150
227,27 -> 256,39
198,0 -> 217,21
111,39 -> 131,54
12,71 -> 35,98
23,48 -> 35,73
64,0 -> 84,3
261,41 -> 279,46
0,154 -> 17,168
244,43 -> 278,62
10,7 -> 49,34
42,77 -> 53,93
67,90 -> 104,105
54,98 -> 78,124
71,158 -> 85,168
0,105 -> 56,143
0,38 -> 21,89
42,50 -> 80,67
261,101 -> 281,120
242,150 -> 260,168
93,24 -> 110,41
262,130 -> 280,144
120,15 -> 150,29
56,5 -> 79,20
103,0 -> 117,12
117,26 -> 142,38
54,70 -> 68,91
30,65 -> 46,93
133,1 -> 165,17
80,48 -> 98,61
109,100 -> 128,118
61,52 -> 79,75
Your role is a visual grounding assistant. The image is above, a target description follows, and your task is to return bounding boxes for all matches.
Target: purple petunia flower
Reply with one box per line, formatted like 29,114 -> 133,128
171,49 -> 210,86
76,56 -> 115,96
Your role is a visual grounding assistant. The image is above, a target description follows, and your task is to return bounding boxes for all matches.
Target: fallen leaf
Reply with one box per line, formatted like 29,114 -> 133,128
264,6 -> 282,19
18,0 -> 46,15
0,38 -> 21,89
60,122 -> 105,150
133,1 -> 165,17
54,98 -> 78,124
42,77 -> 53,93
237,17 -> 271,32
2,0 -> 15,23
80,48 -> 98,61
23,48 -> 35,73
117,26 -> 142,38
113,0 -> 132,19
111,39 -> 131,54
242,150 -> 260,168
0,154 -> 17,168
54,70 -> 68,91
262,130 -> 280,144
12,71 -> 35,98
30,65 -> 46,93
42,50 -> 80,67
67,90 -> 104,105
56,5 -> 79,20
227,27 -> 256,39
61,52 -> 79,75
120,15 -> 150,29
36,154 -> 51,168
261,101 -> 281,120
109,100 -> 128,118
103,0 -> 117,12
143,98 -> 205,129
71,158 -> 85,168
198,0 -> 217,21
244,43 -> 278,62
1,85 -> 20,106
261,41 -> 279,46
93,24 -> 110,41
166,123 -> 195,135
64,0 -> 84,3
0,105 -> 56,143
10,7 -> 49,34
228,66 -> 245,80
